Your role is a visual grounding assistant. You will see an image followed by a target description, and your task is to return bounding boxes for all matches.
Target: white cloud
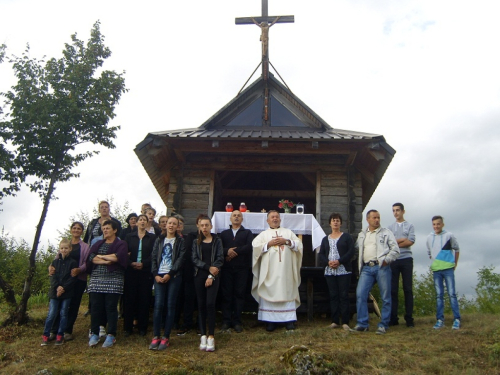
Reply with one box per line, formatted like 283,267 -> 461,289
1,0 -> 499,298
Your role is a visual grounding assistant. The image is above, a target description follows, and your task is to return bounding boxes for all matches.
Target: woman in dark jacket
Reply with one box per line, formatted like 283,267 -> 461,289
149,216 -> 186,350
318,213 -> 355,330
86,220 -> 128,348
123,214 -> 156,336
192,216 -> 224,352
119,213 -> 138,239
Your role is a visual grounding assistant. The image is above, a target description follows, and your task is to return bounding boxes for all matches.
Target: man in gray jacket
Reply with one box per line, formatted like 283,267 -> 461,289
351,210 -> 399,334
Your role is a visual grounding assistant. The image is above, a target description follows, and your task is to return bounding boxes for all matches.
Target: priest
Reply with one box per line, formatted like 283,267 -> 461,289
252,210 -> 303,331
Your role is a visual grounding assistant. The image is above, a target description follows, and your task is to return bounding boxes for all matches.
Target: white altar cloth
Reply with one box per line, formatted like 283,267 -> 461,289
211,212 -> 326,251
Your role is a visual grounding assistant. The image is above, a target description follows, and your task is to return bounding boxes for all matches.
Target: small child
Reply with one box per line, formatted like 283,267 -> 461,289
41,239 -> 78,346
426,216 -> 461,330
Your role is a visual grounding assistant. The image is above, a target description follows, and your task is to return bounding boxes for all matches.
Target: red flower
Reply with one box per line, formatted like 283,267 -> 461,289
278,203 -> 283,208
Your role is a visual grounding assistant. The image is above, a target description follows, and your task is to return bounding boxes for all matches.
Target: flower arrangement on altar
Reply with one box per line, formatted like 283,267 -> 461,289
278,199 -> 295,213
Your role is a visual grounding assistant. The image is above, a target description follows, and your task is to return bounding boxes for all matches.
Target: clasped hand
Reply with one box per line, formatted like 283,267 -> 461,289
328,260 -> 340,269
268,238 -> 287,248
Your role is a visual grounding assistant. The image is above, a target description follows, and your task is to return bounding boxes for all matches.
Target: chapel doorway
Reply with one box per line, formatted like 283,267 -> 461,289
213,170 -> 317,266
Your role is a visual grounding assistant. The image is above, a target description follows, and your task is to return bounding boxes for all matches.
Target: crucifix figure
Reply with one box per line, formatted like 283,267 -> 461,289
272,230 -> 284,262
235,0 -> 294,80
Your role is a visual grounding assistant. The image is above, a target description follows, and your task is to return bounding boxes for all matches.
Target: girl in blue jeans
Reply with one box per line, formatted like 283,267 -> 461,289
150,216 -> 186,350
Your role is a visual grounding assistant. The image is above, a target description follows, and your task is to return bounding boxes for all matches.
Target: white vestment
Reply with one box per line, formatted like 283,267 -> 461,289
252,227 -> 303,322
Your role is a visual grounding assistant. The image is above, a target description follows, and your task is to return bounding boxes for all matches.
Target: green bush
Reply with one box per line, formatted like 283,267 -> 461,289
0,230 -> 57,301
476,266 -> 500,314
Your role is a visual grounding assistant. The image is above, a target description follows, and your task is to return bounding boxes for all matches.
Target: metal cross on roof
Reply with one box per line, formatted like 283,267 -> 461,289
235,0 -> 294,80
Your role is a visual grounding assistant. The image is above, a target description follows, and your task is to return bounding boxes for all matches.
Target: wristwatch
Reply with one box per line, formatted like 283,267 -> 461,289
285,240 -> 291,246
208,274 -> 215,279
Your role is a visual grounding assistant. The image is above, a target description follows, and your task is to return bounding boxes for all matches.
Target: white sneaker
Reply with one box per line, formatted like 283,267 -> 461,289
99,326 -> 107,338
206,337 -> 215,352
199,335 -> 207,351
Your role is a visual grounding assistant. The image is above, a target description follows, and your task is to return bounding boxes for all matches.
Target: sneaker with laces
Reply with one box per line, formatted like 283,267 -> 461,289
433,319 -> 444,329
452,319 -> 461,330
41,335 -> 49,346
376,326 -> 386,335
55,334 -> 64,345
102,334 -> 116,348
350,325 -> 369,332
99,326 -> 107,338
158,337 -> 170,350
89,334 -> 99,347
199,335 -> 207,351
149,337 -> 161,350
206,337 -> 215,352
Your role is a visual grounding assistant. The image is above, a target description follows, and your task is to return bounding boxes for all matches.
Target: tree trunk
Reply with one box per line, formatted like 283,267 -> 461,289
13,169 -> 59,325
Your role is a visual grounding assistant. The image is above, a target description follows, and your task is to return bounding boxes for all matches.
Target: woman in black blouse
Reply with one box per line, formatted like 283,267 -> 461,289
318,213 -> 355,330
192,216 -> 224,352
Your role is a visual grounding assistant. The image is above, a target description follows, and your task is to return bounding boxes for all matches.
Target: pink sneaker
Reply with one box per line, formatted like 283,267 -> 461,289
149,337 -> 161,350
158,337 -> 170,350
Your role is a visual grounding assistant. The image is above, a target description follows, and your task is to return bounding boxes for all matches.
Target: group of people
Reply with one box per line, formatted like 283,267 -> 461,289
319,203 -> 461,335
41,200 -> 462,351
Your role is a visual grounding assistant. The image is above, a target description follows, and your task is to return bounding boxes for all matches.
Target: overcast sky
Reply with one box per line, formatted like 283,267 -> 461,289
1,0 -> 499,298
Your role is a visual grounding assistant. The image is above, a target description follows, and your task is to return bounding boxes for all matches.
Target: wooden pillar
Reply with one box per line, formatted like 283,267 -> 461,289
208,170 -> 215,216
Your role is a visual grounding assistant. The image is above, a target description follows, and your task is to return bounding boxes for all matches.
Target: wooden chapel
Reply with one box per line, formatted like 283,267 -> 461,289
135,1 -> 395,249
135,2 -> 395,316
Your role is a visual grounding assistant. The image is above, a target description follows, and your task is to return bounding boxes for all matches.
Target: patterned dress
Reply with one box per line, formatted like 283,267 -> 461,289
88,243 -> 125,294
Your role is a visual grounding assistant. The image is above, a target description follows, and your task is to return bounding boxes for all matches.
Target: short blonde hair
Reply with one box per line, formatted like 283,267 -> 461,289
59,238 -> 71,248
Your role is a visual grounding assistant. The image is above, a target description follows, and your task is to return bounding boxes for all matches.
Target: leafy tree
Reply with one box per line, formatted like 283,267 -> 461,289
476,266 -> 500,313
0,43 -> 22,203
0,21 -> 127,325
57,196 -> 132,239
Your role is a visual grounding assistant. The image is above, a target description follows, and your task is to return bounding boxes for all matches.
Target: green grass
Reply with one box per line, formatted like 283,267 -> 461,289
1,300 -> 500,374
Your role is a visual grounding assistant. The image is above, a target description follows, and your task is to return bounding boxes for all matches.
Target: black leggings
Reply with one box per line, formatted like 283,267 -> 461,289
194,272 -> 220,336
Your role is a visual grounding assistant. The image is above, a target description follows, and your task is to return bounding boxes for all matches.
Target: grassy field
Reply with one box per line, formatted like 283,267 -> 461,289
0,300 -> 499,374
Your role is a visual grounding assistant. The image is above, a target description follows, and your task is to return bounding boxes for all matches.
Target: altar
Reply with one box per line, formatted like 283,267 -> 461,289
211,212 -> 326,251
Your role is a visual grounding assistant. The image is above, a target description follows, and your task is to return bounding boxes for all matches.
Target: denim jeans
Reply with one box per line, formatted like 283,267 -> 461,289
44,298 -> 71,336
51,279 -> 87,335
153,275 -> 182,338
390,258 -> 414,325
356,264 -> 391,328
433,268 -> 460,321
